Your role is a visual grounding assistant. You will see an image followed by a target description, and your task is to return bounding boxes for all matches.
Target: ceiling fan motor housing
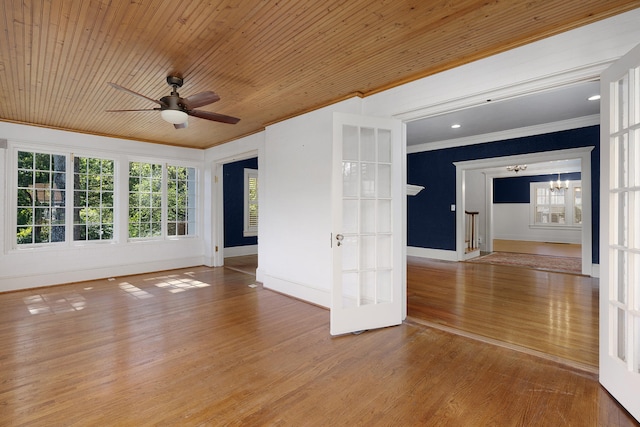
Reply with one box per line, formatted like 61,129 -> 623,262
166,75 -> 183,88
160,94 -> 186,111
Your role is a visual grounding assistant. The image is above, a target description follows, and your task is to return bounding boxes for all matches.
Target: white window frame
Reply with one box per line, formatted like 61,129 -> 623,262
72,154 -> 116,242
243,168 -> 258,237
127,159 -> 200,241
10,146 -> 122,250
14,148 -> 69,248
128,160 -> 164,240
166,164 -> 197,238
529,180 -> 582,229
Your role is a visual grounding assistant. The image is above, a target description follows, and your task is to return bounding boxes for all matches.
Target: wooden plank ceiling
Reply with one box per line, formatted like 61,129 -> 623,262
0,1 -> 637,149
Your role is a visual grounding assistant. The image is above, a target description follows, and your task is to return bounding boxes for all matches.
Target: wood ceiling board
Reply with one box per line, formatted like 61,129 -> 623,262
0,1 -> 637,149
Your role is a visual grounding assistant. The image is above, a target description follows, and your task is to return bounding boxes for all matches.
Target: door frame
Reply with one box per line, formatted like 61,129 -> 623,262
453,147 -> 594,276
209,149 -> 259,267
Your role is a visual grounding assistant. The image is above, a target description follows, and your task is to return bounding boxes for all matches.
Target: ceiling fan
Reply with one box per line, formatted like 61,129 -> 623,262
106,75 -> 240,129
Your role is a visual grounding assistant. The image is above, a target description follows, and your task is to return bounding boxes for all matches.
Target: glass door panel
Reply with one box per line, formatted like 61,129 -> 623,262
331,113 -> 403,335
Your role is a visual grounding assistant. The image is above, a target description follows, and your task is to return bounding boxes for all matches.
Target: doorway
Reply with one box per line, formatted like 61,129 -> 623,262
457,150 -> 592,276
211,150 -> 259,276
403,79 -> 600,369
454,146 -> 593,275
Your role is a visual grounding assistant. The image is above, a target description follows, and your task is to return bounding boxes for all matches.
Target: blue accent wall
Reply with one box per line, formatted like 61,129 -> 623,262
223,157 -> 258,248
407,125 -> 599,263
493,172 -> 582,204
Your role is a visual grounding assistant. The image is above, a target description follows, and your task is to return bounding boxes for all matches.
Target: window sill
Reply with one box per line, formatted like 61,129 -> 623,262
529,224 -> 582,231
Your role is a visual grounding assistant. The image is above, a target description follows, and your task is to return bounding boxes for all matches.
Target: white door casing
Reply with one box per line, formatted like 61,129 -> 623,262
600,42 -> 640,421
330,113 -> 404,335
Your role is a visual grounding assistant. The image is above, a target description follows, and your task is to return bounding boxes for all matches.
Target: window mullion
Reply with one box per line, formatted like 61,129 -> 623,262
66,153 -> 74,244
162,163 -> 168,238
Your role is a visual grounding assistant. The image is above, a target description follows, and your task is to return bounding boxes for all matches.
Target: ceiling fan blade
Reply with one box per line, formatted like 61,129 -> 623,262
183,91 -> 220,109
107,82 -> 165,106
174,122 -> 188,129
105,108 -> 159,112
188,109 -> 240,124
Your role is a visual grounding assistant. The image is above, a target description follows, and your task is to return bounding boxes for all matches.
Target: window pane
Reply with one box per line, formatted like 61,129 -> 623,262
74,156 -> 115,241
129,162 -> 163,239
532,181 -> 581,227
167,165 -> 196,237
574,187 -> 582,224
16,151 -> 66,245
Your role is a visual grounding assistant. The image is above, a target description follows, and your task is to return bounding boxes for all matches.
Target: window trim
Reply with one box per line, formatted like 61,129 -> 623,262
126,159 -> 200,242
71,153 -> 117,243
529,180 -> 582,229
166,163 -> 198,239
11,147 -> 70,250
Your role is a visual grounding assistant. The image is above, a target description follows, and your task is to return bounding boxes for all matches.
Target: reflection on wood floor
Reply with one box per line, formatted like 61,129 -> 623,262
493,239 -> 582,257
407,256 -> 598,370
230,254 -> 598,369
0,262 -> 635,425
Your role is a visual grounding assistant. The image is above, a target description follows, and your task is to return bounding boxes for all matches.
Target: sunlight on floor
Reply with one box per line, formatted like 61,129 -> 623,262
119,282 -> 154,299
146,274 -> 211,293
23,293 -> 86,314
22,271 -> 214,315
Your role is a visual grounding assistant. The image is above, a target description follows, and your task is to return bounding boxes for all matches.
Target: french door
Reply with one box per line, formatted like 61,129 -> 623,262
330,113 -> 404,336
600,42 -> 640,421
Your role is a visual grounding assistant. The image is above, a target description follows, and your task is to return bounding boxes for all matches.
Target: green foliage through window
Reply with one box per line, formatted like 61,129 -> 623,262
129,162 -> 163,238
16,150 -> 66,245
167,165 -> 196,236
74,156 -> 115,241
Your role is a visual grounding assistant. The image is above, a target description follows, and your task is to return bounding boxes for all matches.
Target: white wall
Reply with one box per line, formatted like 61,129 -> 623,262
493,204 -> 581,243
257,98 -> 362,307
0,122 -> 205,292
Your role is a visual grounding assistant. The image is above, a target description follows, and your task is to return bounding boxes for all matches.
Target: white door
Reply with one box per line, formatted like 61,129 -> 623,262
330,112 -> 404,336
600,42 -> 640,421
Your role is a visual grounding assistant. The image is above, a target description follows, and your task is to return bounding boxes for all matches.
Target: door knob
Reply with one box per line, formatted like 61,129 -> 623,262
336,234 -> 344,246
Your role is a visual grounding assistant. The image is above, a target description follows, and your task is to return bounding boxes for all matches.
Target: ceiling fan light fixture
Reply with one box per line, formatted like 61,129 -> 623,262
161,109 -> 188,124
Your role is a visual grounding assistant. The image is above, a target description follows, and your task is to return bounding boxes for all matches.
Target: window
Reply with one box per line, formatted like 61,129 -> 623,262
167,165 -> 196,236
244,168 -> 258,237
129,162 -> 162,238
530,180 -> 582,227
16,151 -> 66,245
573,186 -> 582,224
73,156 -> 115,241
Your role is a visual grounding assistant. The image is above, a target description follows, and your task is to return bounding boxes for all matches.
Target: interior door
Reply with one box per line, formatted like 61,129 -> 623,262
330,112 -> 404,336
600,42 -> 640,421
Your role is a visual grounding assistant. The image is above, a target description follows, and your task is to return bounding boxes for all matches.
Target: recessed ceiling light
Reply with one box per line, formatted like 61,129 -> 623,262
451,124 -> 461,129
588,95 -> 601,101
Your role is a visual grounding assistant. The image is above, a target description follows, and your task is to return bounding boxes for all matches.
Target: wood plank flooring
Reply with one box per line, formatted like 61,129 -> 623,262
0,263 -> 637,425
407,256 -> 598,370
493,239 -> 582,258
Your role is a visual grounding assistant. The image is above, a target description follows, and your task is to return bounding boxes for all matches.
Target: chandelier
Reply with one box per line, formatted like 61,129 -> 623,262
549,173 -> 569,192
506,164 -> 527,173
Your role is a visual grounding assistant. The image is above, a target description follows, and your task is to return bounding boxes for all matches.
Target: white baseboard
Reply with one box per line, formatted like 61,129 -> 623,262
407,246 -> 458,261
262,273 -> 329,308
224,245 -> 258,258
0,256 -> 204,293
590,264 -> 600,279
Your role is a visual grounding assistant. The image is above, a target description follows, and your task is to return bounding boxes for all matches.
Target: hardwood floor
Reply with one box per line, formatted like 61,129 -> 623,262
1,263 -> 636,425
407,256 -> 598,370
493,239 -> 582,258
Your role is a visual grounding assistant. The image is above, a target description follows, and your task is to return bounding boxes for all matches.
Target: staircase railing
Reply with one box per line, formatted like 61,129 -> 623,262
465,211 -> 479,252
